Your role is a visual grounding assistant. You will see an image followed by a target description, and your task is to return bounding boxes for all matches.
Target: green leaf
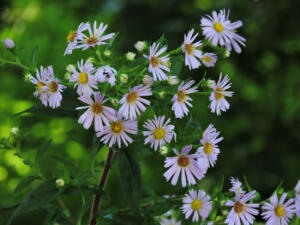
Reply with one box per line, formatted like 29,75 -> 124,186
35,139 -> 52,170
119,150 -> 142,211
108,32 -> 119,47
91,135 -> 105,174
13,176 -> 42,194
243,175 -> 252,191
30,45 -> 39,65
170,55 -> 184,75
155,34 -> 167,48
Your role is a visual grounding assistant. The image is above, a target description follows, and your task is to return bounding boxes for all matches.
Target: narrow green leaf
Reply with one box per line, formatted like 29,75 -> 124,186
30,45 -> 39,65
108,32 -> 119,47
170,55 -> 184,75
243,175 -> 252,191
35,139 -> 52,170
13,176 -> 41,194
91,135 -> 104,174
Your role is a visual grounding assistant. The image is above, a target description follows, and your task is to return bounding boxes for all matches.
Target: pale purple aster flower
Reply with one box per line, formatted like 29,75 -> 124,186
182,189 -> 212,222
295,180 -> 300,217
196,124 -> 223,169
95,65 -> 117,86
76,21 -> 115,50
201,52 -> 218,67
229,177 -> 245,197
3,38 -> 14,49
160,218 -> 181,225
119,84 -> 152,119
143,115 -> 176,151
225,190 -> 259,225
200,9 -> 246,53
97,112 -> 138,148
163,145 -> 205,187
182,29 -> 203,70
142,75 -> 154,85
76,91 -> 115,132
209,73 -> 233,116
262,192 -> 296,225
69,59 -> 97,96
172,80 -> 198,119
144,42 -> 170,81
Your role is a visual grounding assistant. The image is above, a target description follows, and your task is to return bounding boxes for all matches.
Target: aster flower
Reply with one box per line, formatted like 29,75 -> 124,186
95,65 -> 117,86
160,218 -> 181,225
142,75 -> 154,85
295,180 -> 300,217
209,73 -> 233,115
225,190 -> 259,225
172,80 -> 198,119
69,59 -> 98,96
200,9 -> 246,53
196,124 -> 223,169
3,38 -> 14,49
143,115 -> 176,151
182,29 -> 203,70
163,145 -> 205,187
64,22 -> 90,55
119,84 -> 152,119
261,192 -> 296,225
201,53 -> 218,67
76,92 -> 115,132
182,189 -> 212,222
46,66 -> 66,108
144,42 -> 170,81
97,112 -> 138,148
76,21 -> 115,50
229,177 -> 245,197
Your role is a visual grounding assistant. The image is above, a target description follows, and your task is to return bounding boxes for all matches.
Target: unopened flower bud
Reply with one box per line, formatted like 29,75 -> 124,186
207,79 -> 215,88
224,50 -> 231,58
162,60 -> 171,68
134,41 -> 146,52
158,91 -> 166,99
110,98 -> 119,107
3,38 -> 15,49
142,75 -> 154,85
87,57 -> 96,64
66,64 -> 75,73
56,178 -> 65,187
11,127 -> 19,135
120,73 -> 128,83
168,76 -> 179,85
159,146 -> 169,155
24,73 -> 32,82
125,52 -> 136,61
65,72 -> 71,80
103,49 -> 111,57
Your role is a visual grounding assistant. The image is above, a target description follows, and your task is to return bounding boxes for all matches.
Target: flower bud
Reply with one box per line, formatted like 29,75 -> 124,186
168,76 -> 179,85
206,79 -> 215,88
11,127 -> 19,135
56,178 -> 65,187
120,73 -> 128,83
142,75 -> 154,85
3,38 -> 15,49
159,146 -> 169,155
162,60 -> 171,68
24,73 -> 32,82
224,50 -> 231,58
134,41 -> 146,52
87,57 -> 96,64
125,52 -> 136,61
66,64 -> 75,73
103,49 -> 111,57
158,91 -> 166,99
65,72 -> 71,80
110,98 -> 119,107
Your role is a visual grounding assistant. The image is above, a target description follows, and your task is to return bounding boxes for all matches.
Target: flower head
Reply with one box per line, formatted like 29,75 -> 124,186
144,42 -> 170,81
143,115 -> 176,151
135,41 -> 146,52
172,80 -> 198,118
182,190 -> 212,222
201,9 -> 246,53
295,180 -> 300,217
64,22 -> 89,55
3,38 -> 15,49
95,65 -> 117,86
143,75 -> 154,85
160,218 -> 181,225
163,145 -> 205,187
126,52 -> 136,61
229,177 -> 245,197
209,73 -> 233,115
201,53 -> 218,67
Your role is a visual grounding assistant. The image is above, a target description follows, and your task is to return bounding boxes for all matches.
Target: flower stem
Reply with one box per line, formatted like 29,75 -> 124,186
0,58 -> 29,70
89,147 -> 115,225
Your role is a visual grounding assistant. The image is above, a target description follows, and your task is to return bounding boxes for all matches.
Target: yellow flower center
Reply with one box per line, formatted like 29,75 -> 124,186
110,121 -> 124,135
184,43 -> 195,55
214,87 -> 225,100
37,81 -> 46,93
191,200 -> 202,211
126,92 -> 138,104
202,55 -> 212,63
86,36 -> 99,45
150,56 -> 160,68
78,72 -> 88,84
213,22 -> 224,33
177,90 -> 186,102
67,31 -> 77,43
234,201 -> 244,214
177,155 -> 190,167
48,81 -> 58,93
203,142 -> 213,154
153,128 -> 165,139
275,205 -> 285,217
91,103 -> 103,115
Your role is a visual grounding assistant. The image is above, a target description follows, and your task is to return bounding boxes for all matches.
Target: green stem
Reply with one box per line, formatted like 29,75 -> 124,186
0,58 -> 29,70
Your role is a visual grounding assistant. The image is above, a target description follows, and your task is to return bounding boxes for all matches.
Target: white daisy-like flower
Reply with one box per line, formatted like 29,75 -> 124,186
182,29 -> 203,70
160,218 -> 181,225
95,65 -> 117,86
200,9 -> 246,53
69,59 -> 98,96
209,73 -> 233,115
97,112 -> 138,148
76,21 -> 115,50
295,180 -> 300,217
163,145 -> 205,187
30,66 -> 51,106
172,80 -> 198,119
143,115 -> 176,151
229,177 -> 245,197
144,42 -> 170,81
46,66 -> 66,108
262,192 -> 296,225
64,22 -> 90,55
119,84 -> 152,119
201,53 -> 218,67
225,190 -> 259,225
182,189 -> 212,222
196,124 -> 223,169
76,91 -> 115,132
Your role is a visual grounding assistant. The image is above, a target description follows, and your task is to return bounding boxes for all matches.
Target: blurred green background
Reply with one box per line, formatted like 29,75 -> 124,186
0,0 -> 299,224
